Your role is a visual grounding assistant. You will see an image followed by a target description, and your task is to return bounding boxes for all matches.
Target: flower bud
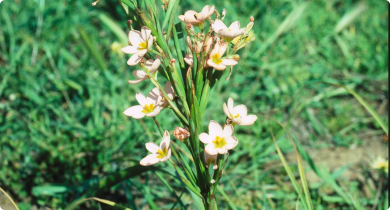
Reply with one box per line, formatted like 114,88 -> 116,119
221,9 -> 227,21
169,59 -> 176,65
173,127 -> 190,141
227,54 -> 240,61
203,36 -> 213,54
245,16 -> 254,34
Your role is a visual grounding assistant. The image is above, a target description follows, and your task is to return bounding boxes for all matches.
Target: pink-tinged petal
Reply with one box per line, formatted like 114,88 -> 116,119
129,30 -> 143,46
227,98 -> 234,113
132,112 -> 146,119
123,105 -> 144,117
184,54 -> 193,67
145,142 -> 159,153
225,136 -> 238,149
146,105 -> 163,117
141,26 -> 151,42
164,82 -> 175,100
218,29 -> 235,39
205,143 -> 218,155
233,28 -> 245,37
133,70 -> 147,79
127,54 -> 142,66
212,20 -> 228,33
239,115 -> 257,126
160,149 -> 171,162
209,61 -> 226,71
204,36 -> 213,53
136,92 -> 147,106
222,124 -> 234,138
199,133 -> 210,144
128,78 -> 146,84
122,46 -> 138,54
162,130 -> 171,149
233,104 -> 248,117
137,49 -> 147,56
217,42 -> 228,56
147,88 -> 162,104
209,120 -> 223,141
184,10 -> 200,24
217,147 -> 227,154
140,154 -> 160,166
221,59 -> 238,66
178,15 -> 185,22
229,21 -> 240,32
208,5 -> 215,17
147,36 -> 154,50
223,103 -> 231,118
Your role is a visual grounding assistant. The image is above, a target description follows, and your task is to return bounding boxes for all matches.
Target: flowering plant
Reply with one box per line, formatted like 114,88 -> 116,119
100,0 -> 255,208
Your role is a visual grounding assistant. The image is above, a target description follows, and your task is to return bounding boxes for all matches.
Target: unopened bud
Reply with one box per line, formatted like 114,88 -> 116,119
245,18 -> 254,34
169,59 -> 176,65
221,9 -> 227,21
126,20 -> 133,30
173,127 -> 190,141
250,15 -> 254,22
204,36 -> 213,54
210,179 -> 215,184
91,0 -> 100,6
185,23 -> 195,35
227,54 -> 240,61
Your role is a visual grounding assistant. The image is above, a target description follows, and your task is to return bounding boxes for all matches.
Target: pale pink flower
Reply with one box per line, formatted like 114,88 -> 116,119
178,5 -> 215,26
207,41 -> 237,70
128,57 -> 161,84
122,26 -> 153,66
173,127 -> 190,141
199,121 -> 238,155
212,20 -> 245,39
123,90 -> 163,119
184,54 -> 193,67
140,130 -> 171,166
223,97 -> 257,126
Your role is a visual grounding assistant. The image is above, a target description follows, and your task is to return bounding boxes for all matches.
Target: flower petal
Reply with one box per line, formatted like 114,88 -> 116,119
218,29 -> 235,39
140,154 -> 160,166
136,92 -> 147,106
233,28 -> 245,37
141,26 -> 151,42
227,97 -> 234,113
127,54 -> 142,66
184,10 -> 200,24
162,130 -> 171,149
205,143 -> 218,155
238,115 -> 257,126
217,42 -> 228,56
133,70 -> 147,79
160,149 -> 171,162
229,21 -> 240,32
128,78 -> 146,84
123,105 -> 144,117
184,54 -> 193,67
147,87 -> 162,104
129,30 -> 143,46
233,104 -> 248,117
199,132 -> 210,144
164,81 -> 175,100
225,136 -> 238,149
209,120 -> 223,142
178,15 -> 185,22
145,105 -> 163,117
223,103 -> 231,118
122,46 -> 138,54
212,20 -> 228,33
222,59 -> 238,66
222,124 -> 234,138
145,142 -> 159,153
217,147 -> 227,154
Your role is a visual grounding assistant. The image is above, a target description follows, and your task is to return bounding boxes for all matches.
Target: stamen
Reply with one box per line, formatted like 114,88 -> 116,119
142,104 -> 154,114
138,42 -> 147,50
212,136 -> 226,148
157,147 -> 168,158
212,54 -> 222,65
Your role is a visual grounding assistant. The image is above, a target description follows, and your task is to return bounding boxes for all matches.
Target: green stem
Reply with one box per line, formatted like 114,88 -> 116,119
153,117 -> 164,136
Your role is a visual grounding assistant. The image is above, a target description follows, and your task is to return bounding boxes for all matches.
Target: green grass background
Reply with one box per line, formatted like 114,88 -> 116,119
0,0 -> 388,209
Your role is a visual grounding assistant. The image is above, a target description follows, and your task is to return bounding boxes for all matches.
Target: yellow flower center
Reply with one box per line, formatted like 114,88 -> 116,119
212,136 -> 226,148
230,113 -> 240,118
138,42 -> 147,50
228,29 -> 231,31
194,14 -> 198,19
212,53 -> 222,65
157,147 -> 168,159
142,104 -> 154,114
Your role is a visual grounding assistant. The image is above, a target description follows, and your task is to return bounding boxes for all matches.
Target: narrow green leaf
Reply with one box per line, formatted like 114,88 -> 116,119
216,186 -> 238,210
162,0 -> 178,30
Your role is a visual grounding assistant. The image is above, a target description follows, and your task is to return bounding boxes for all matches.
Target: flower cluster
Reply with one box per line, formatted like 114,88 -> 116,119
119,3 -> 256,207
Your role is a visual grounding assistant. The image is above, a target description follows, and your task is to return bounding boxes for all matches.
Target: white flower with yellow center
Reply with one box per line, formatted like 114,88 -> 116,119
223,97 -> 257,126
140,130 -> 172,166
372,156 -> 388,173
178,5 -> 215,27
212,20 -> 245,40
122,26 -> 153,66
128,57 -> 161,84
123,90 -> 163,119
199,120 -> 238,155
207,41 -> 238,71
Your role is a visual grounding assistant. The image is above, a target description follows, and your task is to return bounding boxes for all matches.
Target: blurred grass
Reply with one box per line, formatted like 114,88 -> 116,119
0,0 -> 388,209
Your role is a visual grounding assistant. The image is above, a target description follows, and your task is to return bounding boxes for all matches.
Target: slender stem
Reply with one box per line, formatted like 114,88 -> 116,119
150,49 -> 162,57
0,187 -> 19,210
153,117 -> 164,136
